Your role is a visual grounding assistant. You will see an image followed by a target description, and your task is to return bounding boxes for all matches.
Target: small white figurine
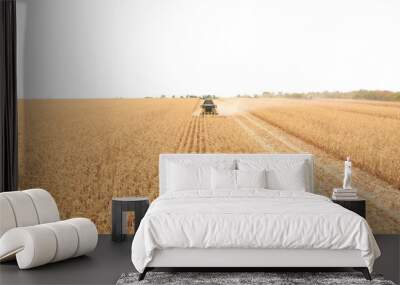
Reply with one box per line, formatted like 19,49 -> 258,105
343,156 -> 352,190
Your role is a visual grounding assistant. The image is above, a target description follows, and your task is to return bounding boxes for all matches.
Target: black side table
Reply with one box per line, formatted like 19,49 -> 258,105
332,199 -> 366,218
112,197 -> 149,242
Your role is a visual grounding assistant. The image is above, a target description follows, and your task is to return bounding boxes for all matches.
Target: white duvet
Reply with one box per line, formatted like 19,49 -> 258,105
131,190 -> 380,273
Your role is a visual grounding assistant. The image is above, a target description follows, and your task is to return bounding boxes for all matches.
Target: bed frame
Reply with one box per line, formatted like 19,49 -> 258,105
141,248 -> 370,280
139,154 -> 371,281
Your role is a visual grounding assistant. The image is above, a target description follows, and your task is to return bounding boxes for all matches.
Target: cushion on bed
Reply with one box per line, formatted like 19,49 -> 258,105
267,161 -> 306,191
211,168 -> 237,190
238,159 -> 307,191
167,163 -> 212,191
237,169 -> 268,189
166,158 -> 236,170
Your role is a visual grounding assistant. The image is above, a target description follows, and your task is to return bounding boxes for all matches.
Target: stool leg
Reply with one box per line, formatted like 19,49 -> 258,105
112,201 -> 123,242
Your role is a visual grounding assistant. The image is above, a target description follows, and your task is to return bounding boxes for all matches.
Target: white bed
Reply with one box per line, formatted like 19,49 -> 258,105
131,154 -> 380,280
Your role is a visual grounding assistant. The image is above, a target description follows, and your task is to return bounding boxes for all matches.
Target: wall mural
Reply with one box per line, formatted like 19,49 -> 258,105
16,0 -> 400,234
18,94 -> 400,233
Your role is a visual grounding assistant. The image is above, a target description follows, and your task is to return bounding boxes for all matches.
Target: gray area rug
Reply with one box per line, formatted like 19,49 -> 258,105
116,272 -> 396,285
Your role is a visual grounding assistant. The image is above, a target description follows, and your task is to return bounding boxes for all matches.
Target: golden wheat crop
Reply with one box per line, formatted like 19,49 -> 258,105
176,115 -> 265,153
240,98 -> 400,189
18,99 -> 198,233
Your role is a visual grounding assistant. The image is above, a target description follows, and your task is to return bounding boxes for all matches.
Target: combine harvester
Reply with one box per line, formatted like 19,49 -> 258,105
200,99 -> 218,115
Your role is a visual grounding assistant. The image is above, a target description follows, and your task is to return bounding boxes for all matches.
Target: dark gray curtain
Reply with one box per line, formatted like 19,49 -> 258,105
0,0 -> 18,192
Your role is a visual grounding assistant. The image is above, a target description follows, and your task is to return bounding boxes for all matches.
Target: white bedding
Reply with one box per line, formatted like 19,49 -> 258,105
131,190 -> 380,273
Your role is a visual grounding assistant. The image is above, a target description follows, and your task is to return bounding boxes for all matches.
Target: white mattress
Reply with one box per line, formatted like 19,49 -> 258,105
131,190 -> 380,273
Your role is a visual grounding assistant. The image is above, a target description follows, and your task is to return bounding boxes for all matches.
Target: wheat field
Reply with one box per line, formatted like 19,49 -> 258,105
238,98 -> 400,189
18,98 -> 400,233
18,99 -> 264,233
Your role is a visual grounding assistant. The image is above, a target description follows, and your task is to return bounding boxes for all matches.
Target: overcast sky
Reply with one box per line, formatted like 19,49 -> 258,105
18,0 -> 400,98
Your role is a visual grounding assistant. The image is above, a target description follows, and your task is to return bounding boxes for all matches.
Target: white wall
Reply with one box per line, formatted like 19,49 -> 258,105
17,0 -> 122,99
17,0 -> 400,98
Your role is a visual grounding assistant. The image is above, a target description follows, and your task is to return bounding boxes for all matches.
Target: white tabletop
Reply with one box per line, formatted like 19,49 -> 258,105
112,197 -> 148,202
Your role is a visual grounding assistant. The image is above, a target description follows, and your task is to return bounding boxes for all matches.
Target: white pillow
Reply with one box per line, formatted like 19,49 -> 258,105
237,169 -> 268,189
238,159 -> 307,191
266,161 -> 306,191
167,163 -> 211,191
166,158 -> 237,170
211,168 -> 236,190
